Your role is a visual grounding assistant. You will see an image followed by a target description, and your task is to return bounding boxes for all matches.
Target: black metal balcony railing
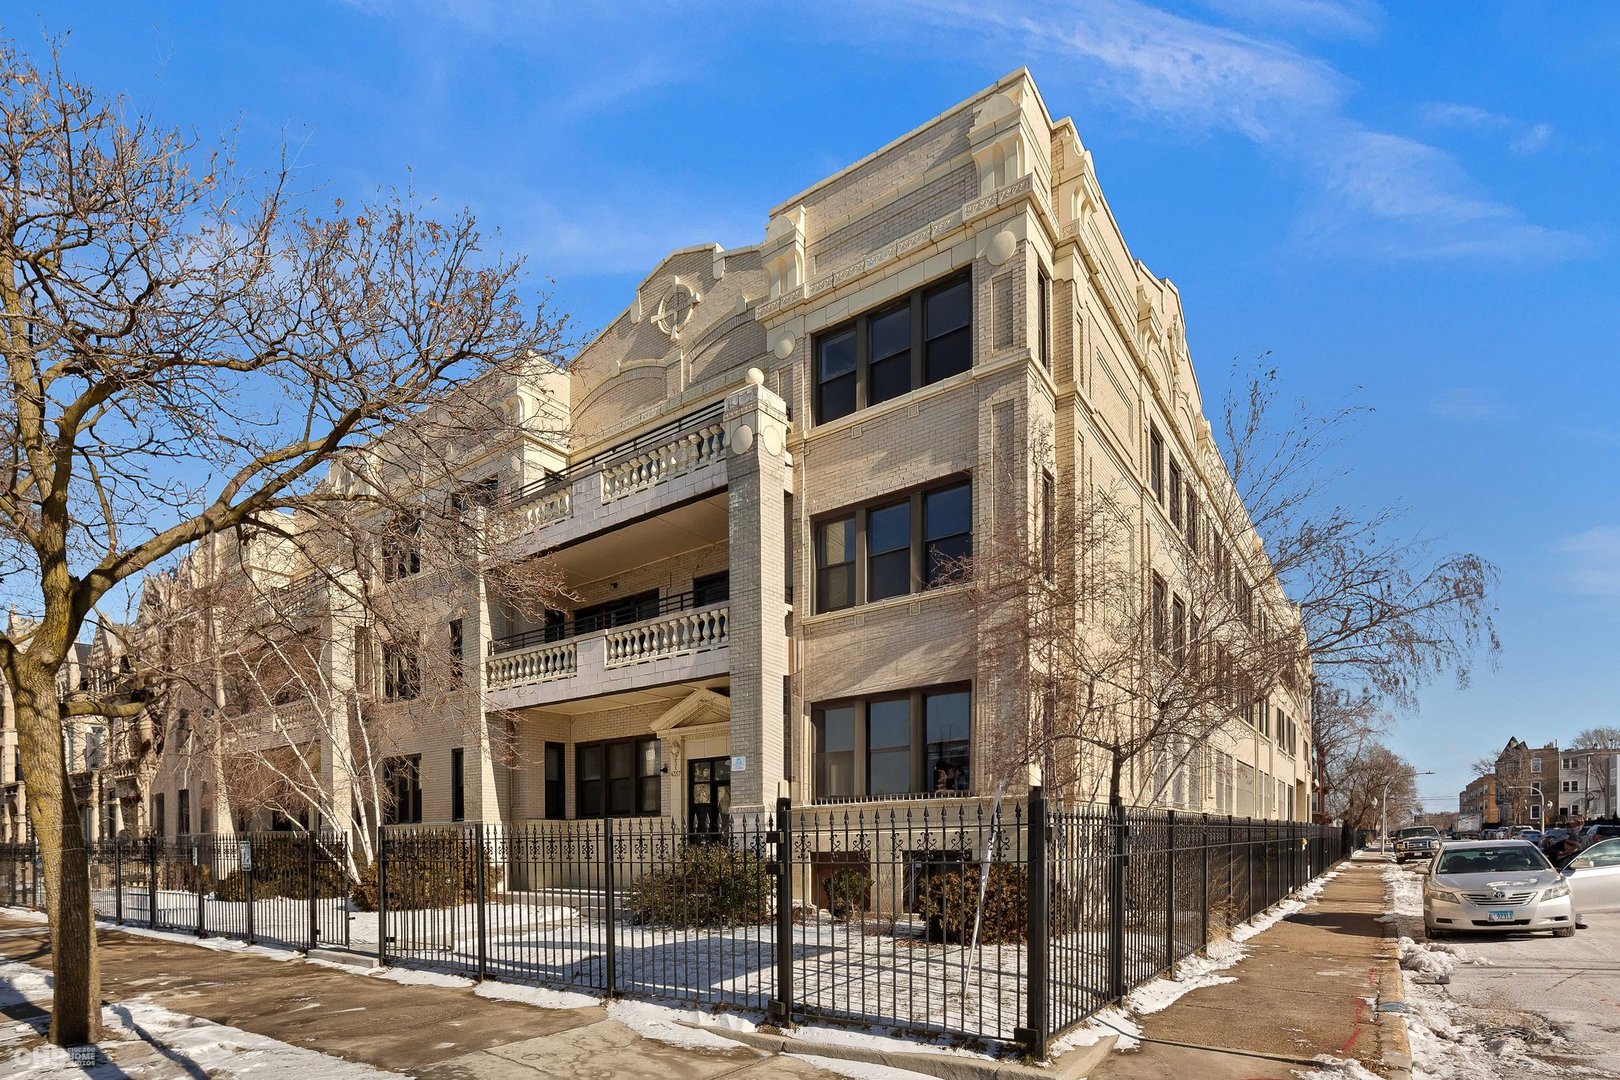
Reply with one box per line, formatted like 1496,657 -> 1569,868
489,584 -> 730,655
502,401 -> 726,510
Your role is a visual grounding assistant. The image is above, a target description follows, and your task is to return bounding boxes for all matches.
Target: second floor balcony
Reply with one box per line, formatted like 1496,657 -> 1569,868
496,401 -> 729,555
485,590 -> 731,710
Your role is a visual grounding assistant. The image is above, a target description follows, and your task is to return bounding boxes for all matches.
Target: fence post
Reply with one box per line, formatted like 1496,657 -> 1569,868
1107,799 -> 1128,1003
307,830 -> 318,950
474,825 -> 489,983
601,815 -> 617,998
1244,817 -> 1255,919
1199,815 -> 1209,949
114,837 -> 123,926
1164,810 -> 1177,975
769,796 -> 794,1026
245,837 -> 256,945
1020,786 -> 1050,1061
194,839 -> 205,937
148,835 -> 158,930
377,831 -> 389,967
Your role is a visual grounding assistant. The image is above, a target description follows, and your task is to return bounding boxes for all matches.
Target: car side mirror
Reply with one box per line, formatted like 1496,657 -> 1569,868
1570,858 -> 1594,871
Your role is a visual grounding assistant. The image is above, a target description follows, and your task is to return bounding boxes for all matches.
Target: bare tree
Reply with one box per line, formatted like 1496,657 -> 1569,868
1223,367 -> 1500,708
0,41 -> 567,1043
1327,740 -> 1416,833
967,435 -> 1307,812
1310,680 -> 1391,823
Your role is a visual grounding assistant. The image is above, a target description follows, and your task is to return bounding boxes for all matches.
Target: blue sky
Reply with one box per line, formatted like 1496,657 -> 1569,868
13,1 -> 1619,809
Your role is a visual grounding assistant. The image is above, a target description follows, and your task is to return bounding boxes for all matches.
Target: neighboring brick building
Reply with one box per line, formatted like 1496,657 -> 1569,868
93,70 -> 1313,838
1559,747 -> 1619,820
1458,773 -> 1498,829
1494,737 -> 1559,827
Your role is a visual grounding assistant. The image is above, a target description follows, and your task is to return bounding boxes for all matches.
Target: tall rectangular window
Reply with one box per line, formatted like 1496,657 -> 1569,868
448,619 -> 464,684
177,789 -> 191,835
544,743 -> 565,819
1152,573 -> 1169,654
692,571 -> 730,606
814,706 -> 856,800
450,747 -> 465,822
382,642 -> 421,702
867,303 -> 913,406
924,688 -> 971,794
1149,426 -> 1165,503
1169,459 -> 1184,529
381,512 -> 422,581
1186,486 -> 1199,552
154,794 -> 165,836
1039,471 -> 1055,580
815,516 -> 856,612
384,755 -> 422,824
866,698 -> 912,796
1171,596 -> 1186,666
866,501 -> 912,602
923,275 -> 972,383
1037,270 -> 1051,370
815,327 -> 858,423
924,481 -> 972,585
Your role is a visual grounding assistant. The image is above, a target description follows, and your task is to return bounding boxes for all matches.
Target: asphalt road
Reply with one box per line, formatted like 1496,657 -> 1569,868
1417,890 -> 1620,1076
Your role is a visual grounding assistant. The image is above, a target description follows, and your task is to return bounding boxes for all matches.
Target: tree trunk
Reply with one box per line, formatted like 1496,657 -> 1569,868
12,661 -> 102,1044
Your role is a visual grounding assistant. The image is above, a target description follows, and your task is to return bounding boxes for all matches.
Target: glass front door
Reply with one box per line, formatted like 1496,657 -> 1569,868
688,756 -> 732,837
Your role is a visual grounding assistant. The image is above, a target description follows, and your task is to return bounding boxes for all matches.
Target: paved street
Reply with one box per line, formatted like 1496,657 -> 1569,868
1388,861 -> 1620,1078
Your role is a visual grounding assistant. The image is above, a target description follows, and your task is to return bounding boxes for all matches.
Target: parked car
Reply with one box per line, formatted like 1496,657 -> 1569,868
1520,830 -> 1544,845
1423,840 -> 1575,938
1563,838 -> 1620,916
1393,825 -> 1442,864
1578,825 -> 1620,850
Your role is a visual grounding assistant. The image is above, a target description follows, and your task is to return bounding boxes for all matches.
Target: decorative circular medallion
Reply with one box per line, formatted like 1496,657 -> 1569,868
653,279 -> 700,341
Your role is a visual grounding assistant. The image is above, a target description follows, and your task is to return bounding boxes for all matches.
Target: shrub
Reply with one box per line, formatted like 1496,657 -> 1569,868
915,863 -> 1078,944
823,866 -> 869,922
210,837 -> 349,903
351,844 -> 494,912
627,843 -> 771,928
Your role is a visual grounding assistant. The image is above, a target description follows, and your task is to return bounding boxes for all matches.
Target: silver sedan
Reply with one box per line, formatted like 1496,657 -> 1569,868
1423,840 -> 1575,938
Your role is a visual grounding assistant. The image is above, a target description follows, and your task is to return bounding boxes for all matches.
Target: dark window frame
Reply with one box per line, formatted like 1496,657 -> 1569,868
381,640 -> 421,702
575,736 -> 660,819
1037,269 -> 1052,370
544,742 -> 566,820
1151,573 -> 1169,655
1039,470 -> 1056,580
812,476 -> 972,613
812,272 -> 973,425
448,619 -> 464,684
450,747 -> 465,822
692,571 -> 730,607
177,788 -> 191,836
381,511 -> 422,582
1149,426 -> 1165,504
811,684 -> 972,801
383,755 -> 423,825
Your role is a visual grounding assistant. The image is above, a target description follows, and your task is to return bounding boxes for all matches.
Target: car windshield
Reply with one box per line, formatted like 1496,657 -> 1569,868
1397,828 -> 1437,837
1436,847 -> 1549,875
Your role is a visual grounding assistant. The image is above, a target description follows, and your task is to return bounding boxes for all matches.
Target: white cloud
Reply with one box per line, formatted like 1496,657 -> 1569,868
1554,527 -> 1620,597
902,0 -> 1586,261
1193,0 -> 1382,41
1421,102 -> 1556,157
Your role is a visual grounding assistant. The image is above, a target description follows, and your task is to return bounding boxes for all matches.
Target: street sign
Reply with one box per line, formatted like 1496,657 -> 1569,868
238,840 -> 252,871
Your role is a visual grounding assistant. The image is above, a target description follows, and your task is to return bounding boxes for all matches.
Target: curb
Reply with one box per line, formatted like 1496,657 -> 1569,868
1374,859 -> 1415,1080
682,1024 -> 1117,1080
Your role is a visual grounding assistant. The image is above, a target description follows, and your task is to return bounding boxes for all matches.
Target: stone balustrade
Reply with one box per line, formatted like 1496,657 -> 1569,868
599,422 -> 727,503
485,640 -> 578,690
520,485 -> 572,530
605,604 -> 729,667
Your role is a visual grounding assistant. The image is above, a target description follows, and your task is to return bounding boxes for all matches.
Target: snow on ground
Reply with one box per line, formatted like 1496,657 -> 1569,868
788,1053 -> 948,1080
473,979 -> 597,1010
1294,1054 -> 1387,1079
0,957 -> 400,1078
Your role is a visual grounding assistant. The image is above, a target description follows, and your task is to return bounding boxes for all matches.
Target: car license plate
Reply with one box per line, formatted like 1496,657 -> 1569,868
1487,909 -> 1514,922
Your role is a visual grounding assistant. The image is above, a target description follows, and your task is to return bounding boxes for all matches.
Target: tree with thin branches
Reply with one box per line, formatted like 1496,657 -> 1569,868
0,41 -> 566,1043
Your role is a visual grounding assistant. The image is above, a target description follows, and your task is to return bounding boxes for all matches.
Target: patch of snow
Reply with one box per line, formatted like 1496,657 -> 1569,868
1052,1006 -> 1140,1053
774,1021 -> 991,1059
606,1000 -> 751,1051
366,966 -> 475,989
473,980 -> 597,1010
1295,1053 -> 1387,1079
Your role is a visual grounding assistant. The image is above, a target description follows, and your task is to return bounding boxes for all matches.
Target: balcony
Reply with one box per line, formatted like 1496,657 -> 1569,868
497,402 -> 729,555
486,599 -> 731,710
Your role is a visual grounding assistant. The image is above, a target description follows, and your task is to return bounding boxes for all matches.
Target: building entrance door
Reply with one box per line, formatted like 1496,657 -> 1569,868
688,756 -> 731,837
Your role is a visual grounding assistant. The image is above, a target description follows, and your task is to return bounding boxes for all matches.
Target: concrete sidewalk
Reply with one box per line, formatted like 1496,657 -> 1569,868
1088,856 -> 1408,1080
0,916 -> 851,1079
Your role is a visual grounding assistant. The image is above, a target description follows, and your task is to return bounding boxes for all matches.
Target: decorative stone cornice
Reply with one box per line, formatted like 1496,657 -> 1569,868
755,173 -> 1051,324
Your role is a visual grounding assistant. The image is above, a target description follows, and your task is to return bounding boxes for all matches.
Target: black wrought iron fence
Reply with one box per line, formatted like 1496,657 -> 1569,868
0,802 -> 1350,1059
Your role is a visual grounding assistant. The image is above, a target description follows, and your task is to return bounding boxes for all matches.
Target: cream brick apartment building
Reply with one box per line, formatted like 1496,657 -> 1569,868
9,70 -> 1313,841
